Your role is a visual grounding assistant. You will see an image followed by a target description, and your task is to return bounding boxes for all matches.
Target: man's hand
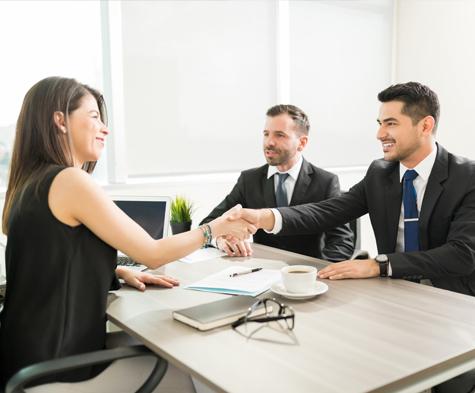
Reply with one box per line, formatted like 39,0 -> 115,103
226,207 -> 275,231
222,204 -> 243,219
317,259 -> 380,280
116,267 -> 180,291
217,236 -> 253,257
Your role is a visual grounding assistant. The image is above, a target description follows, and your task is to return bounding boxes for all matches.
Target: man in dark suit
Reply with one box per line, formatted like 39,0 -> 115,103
240,82 -> 475,393
200,104 -> 354,261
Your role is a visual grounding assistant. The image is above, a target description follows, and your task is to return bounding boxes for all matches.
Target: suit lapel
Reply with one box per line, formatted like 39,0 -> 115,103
290,158 -> 312,206
384,163 -> 402,252
263,166 -> 277,207
419,144 -> 448,249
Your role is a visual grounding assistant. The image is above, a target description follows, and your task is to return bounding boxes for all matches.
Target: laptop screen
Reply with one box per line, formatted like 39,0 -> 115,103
113,197 -> 170,240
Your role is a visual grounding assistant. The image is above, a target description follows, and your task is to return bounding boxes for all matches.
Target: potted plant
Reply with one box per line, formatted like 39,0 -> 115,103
170,196 -> 194,234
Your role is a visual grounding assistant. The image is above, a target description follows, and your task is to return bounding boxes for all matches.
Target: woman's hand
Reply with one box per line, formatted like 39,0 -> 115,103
116,267 -> 179,291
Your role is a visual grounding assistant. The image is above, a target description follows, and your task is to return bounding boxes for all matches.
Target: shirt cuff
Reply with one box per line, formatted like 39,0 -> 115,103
264,208 -> 282,234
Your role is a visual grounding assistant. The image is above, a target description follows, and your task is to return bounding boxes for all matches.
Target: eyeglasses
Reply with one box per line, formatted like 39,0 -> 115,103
232,297 -> 295,331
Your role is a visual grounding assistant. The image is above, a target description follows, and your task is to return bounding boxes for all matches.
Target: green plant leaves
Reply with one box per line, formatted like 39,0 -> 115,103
170,196 -> 193,223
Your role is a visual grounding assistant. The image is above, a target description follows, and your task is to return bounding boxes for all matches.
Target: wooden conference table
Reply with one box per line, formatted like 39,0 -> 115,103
107,244 -> 475,393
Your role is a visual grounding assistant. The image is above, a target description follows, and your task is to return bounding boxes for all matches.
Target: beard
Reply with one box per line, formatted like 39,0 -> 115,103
383,140 -> 421,163
264,147 -> 292,166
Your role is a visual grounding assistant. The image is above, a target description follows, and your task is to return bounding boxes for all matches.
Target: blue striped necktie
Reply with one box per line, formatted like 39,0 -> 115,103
403,169 -> 420,252
275,173 -> 290,207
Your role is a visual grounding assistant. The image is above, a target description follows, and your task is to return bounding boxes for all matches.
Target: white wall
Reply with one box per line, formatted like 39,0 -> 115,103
396,0 -> 475,159
121,0 -> 275,176
118,0 -> 394,178
289,0 -> 393,167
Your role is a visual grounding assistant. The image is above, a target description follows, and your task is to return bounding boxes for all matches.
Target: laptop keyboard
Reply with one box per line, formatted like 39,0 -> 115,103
117,256 -> 147,271
117,255 -> 140,267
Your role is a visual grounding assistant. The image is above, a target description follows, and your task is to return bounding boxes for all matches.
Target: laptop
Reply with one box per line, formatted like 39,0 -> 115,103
113,196 -> 171,271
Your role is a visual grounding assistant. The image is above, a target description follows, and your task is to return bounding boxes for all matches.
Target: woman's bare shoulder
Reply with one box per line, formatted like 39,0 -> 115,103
49,167 -> 106,226
52,167 -> 99,193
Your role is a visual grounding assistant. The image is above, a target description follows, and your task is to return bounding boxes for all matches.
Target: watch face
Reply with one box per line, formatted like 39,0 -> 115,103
376,255 -> 388,263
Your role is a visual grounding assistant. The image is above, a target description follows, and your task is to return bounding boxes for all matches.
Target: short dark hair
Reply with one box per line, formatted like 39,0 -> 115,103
377,82 -> 440,133
266,104 -> 310,135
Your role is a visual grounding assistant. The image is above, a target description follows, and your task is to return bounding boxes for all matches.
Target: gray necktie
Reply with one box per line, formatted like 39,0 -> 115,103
275,173 -> 290,207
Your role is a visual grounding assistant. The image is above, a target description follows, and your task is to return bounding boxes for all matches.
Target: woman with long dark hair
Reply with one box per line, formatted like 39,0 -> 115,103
0,76 -> 254,388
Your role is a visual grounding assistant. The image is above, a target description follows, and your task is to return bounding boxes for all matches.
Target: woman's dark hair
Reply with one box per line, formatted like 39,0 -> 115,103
2,76 -> 107,233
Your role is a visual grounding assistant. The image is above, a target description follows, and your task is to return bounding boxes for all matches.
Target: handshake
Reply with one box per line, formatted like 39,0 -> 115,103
207,204 -> 275,257
205,204 -> 379,281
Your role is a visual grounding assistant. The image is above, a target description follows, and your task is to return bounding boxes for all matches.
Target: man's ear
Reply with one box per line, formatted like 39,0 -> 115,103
297,134 -> 309,151
421,115 -> 435,136
53,111 -> 67,134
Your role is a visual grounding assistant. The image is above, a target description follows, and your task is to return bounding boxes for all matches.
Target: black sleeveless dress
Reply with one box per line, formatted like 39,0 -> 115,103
0,166 -> 118,387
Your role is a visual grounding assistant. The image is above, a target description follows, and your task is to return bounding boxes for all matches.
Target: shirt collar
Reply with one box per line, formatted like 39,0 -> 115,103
399,142 -> 438,183
267,155 -> 303,180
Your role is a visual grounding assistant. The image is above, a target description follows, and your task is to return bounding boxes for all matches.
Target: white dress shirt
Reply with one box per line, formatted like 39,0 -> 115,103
265,156 -> 303,234
267,155 -> 303,205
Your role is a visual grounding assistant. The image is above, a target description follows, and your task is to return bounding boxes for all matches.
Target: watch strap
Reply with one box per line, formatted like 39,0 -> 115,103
376,255 -> 389,277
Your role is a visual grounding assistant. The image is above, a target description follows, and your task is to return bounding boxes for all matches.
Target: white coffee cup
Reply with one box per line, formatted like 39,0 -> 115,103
281,265 -> 317,293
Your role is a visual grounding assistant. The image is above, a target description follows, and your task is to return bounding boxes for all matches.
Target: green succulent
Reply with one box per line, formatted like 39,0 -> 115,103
170,196 -> 193,223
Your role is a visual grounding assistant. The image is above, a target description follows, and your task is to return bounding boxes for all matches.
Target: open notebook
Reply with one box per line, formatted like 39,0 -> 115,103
185,266 -> 281,297
113,196 -> 170,271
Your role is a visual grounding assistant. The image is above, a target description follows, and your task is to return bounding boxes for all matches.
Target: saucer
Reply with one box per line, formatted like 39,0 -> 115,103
270,281 -> 328,300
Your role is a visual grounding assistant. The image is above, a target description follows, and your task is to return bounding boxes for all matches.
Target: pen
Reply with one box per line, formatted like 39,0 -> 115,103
229,268 -> 262,278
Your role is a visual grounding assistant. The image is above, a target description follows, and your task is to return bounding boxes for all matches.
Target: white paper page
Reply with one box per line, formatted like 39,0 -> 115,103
185,266 -> 280,296
179,247 -> 226,264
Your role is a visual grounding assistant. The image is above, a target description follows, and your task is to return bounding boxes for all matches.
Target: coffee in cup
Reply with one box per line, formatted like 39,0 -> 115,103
281,265 -> 317,293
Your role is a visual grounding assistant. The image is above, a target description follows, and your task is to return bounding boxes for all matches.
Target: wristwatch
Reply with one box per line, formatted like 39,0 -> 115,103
375,254 -> 389,277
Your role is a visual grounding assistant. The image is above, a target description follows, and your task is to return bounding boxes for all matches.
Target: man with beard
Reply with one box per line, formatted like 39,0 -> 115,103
200,104 -> 354,261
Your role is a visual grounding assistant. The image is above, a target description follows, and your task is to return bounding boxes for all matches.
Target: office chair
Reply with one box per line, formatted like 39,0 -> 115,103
349,218 -> 369,260
5,345 -> 168,393
0,283 -> 4,313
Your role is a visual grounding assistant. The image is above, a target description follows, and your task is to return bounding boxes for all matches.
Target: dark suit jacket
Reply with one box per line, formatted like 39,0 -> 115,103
201,158 -> 354,261
278,144 -> 475,296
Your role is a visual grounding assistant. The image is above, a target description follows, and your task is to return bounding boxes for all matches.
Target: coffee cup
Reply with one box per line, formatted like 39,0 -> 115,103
281,265 -> 317,293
